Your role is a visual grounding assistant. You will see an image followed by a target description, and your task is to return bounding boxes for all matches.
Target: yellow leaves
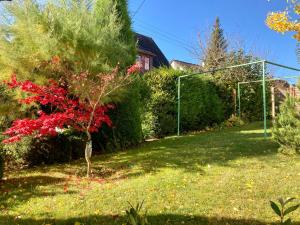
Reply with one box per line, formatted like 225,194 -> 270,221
266,11 -> 300,41
295,4 -> 300,14
74,222 -> 81,225
266,4 -> 300,41
266,12 -> 293,33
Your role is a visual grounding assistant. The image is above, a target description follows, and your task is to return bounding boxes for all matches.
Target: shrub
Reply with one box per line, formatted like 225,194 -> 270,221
93,79 -> 145,152
25,135 -> 85,166
2,134 -> 85,167
272,96 -> 300,154
180,76 -> 225,132
214,51 -> 271,121
221,115 -> 245,128
142,68 -> 225,138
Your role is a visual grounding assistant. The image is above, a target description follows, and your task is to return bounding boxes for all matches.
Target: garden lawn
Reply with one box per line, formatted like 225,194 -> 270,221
0,122 -> 299,225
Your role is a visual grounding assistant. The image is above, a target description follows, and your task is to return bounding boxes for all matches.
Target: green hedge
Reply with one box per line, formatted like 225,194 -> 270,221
142,68 -> 225,137
92,79 -> 144,152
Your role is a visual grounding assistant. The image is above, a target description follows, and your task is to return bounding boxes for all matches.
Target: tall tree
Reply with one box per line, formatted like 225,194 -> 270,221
0,0 -> 141,176
203,17 -> 228,71
114,0 -> 136,64
3,64 -> 140,177
0,0 -> 136,81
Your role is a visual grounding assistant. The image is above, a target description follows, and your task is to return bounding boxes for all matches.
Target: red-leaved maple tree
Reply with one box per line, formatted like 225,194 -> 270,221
3,64 -> 140,177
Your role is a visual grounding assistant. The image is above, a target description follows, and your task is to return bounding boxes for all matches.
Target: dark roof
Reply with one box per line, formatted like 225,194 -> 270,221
135,33 -> 170,68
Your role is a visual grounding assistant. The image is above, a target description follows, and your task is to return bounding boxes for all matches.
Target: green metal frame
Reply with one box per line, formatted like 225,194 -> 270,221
237,75 -> 299,137
177,60 -> 300,136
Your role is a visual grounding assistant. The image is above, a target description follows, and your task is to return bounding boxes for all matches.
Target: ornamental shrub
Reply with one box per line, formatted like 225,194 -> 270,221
142,68 -> 225,138
272,96 -> 300,154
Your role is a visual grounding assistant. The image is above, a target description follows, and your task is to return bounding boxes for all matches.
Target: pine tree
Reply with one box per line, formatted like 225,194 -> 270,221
114,0 -> 136,64
273,96 -> 300,154
0,0 -> 136,82
203,17 -> 228,71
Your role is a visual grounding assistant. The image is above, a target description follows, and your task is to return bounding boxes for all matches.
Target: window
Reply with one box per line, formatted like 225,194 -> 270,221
144,56 -> 150,70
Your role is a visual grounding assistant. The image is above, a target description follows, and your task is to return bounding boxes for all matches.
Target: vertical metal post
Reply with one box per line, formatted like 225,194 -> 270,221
262,61 -> 267,137
271,86 -> 275,123
233,89 -> 237,116
177,77 -> 181,136
238,83 -> 241,117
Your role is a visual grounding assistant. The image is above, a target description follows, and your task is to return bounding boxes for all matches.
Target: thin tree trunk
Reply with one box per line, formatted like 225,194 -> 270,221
85,131 -> 92,177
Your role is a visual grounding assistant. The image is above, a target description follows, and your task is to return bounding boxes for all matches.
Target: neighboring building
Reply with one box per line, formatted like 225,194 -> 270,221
135,33 -> 169,72
170,60 -> 200,71
272,80 -> 300,112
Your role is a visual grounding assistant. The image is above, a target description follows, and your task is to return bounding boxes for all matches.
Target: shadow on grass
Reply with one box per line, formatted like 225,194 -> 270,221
0,124 -> 281,211
27,123 -> 280,181
0,176 -> 71,209
0,214 -> 299,225
85,125 -> 280,178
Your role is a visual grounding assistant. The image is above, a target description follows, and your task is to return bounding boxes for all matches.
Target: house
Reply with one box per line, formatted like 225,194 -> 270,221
170,60 -> 200,71
135,33 -> 169,72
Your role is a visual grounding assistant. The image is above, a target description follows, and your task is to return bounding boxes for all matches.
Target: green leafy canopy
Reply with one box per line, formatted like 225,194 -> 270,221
0,0 -> 136,82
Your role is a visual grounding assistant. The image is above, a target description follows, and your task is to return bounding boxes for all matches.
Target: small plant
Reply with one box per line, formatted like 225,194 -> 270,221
124,201 -> 148,225
220,115 -> 245,128
270,197 -> 299,225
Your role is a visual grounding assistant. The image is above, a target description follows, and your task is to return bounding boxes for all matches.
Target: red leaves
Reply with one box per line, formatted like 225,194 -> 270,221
51,55 -> 61,64
5,73 -> 18,88
127,64 -> 141,75
2,75 -> 113,143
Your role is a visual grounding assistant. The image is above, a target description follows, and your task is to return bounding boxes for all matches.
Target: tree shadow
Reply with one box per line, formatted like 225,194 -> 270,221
0,176 -> 72,209
22,123 -> 280,182
0,214 -> 299,225
87,126 -> 280,179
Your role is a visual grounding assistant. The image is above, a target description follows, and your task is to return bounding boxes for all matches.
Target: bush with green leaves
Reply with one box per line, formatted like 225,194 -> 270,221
272,96 -> 300,154
214,51 -> 271,121
94,80 -> 145,151
142,68 -> 225,138
270,197 -> 299,225
220,115 -> 245,129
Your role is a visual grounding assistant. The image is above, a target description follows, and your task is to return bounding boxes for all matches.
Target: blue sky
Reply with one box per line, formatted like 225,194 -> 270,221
129,0 -> 300,78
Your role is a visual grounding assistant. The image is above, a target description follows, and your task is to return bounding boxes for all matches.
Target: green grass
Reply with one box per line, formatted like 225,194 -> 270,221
0,122 -> 299,225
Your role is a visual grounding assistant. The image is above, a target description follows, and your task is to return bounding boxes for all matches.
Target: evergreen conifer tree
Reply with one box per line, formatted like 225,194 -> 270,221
273,95 -> 300,154
114,0 -> 136,63
203,17 -> 228,71
0,0 -> 136,81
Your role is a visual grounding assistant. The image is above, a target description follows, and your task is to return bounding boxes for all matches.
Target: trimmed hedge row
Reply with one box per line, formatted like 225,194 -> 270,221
142,68 -> 226,138
93,80 -> 144,152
